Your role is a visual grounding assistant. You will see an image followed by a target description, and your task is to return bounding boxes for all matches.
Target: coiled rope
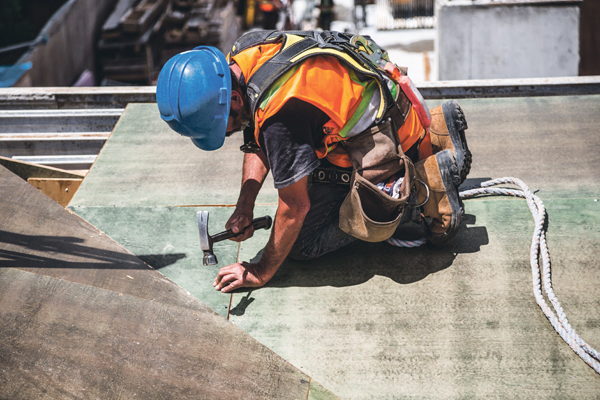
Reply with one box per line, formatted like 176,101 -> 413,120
386,177 -> 600,374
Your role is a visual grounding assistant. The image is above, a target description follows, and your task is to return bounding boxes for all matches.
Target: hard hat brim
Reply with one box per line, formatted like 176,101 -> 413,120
189,127 -> 226,151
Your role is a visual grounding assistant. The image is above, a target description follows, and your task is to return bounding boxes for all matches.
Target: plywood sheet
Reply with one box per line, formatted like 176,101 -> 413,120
226,96 -> 600,398
0,268 -> 327,400
68,103 -> 278,208
70,205 -> 240,317
27,177 -> 82,206
437,95 -> 600,199
0,164 -> 195,309
231,200 -> 600,399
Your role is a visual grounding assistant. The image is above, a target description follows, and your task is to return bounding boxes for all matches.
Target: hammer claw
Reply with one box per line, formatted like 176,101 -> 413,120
197,210 -> 211,251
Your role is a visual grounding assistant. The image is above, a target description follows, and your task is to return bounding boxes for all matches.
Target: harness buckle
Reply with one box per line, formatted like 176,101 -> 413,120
349,35 -> 390,69
240,141 -> 261,153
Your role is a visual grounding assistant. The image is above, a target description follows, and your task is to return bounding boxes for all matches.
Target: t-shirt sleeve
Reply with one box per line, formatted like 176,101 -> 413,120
259,99 -> 328,189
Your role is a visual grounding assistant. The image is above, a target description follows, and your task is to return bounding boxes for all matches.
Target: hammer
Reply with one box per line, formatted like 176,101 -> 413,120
197,210 -> 272,266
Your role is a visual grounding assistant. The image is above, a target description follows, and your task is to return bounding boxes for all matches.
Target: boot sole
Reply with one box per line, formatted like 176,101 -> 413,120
429,150 -> 463,246
442,100 -> 472,184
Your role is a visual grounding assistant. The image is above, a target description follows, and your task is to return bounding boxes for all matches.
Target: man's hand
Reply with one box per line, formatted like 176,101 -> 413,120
213,176 -> 311,293
213,261 -> 274,293
225,207 -> 255,242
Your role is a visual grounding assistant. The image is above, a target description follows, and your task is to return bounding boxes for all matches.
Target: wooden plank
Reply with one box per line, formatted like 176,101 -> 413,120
27,177 -> 83,206
102,0 -> 140,38
0,164 -> 191,307
120,0 -> 168,34
0,268 -> 333,399
0,155 -> 85,180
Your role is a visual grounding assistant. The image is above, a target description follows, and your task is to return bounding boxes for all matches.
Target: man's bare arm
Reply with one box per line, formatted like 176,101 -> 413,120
226,151 -> 270,241
213,175 -> 311,292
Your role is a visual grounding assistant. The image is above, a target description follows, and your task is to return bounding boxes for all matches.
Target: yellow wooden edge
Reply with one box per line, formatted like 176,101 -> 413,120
27,178 -> 83,207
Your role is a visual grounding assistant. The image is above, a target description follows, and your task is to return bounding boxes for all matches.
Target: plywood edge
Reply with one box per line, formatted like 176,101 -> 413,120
27,177 -> 83,206
0,155 -> 85,180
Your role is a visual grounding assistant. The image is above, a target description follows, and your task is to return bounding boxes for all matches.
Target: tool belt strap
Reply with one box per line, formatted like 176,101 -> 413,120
312,165 -> 352,186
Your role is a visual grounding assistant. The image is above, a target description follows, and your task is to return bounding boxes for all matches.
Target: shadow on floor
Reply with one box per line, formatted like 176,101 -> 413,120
137,254 -> 188,269
247,214 -> 488,289
0,229 -> 186,270
229,292 -> 256,316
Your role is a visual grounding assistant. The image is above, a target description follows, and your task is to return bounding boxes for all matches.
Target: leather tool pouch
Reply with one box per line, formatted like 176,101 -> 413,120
339,107 -> 415,242
339,155 -> 415,242
341,118 -> 402,184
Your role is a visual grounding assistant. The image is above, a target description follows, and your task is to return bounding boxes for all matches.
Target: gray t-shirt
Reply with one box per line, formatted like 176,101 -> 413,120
258,98 -> 330,189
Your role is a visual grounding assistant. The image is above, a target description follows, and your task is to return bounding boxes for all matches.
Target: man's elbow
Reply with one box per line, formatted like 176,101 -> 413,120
294,199 -> 311,217
279,197 -> 311,221
277,176 -> 311,221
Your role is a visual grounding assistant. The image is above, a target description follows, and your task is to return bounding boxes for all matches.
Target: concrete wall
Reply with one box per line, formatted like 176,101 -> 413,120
15,0 -> 118,87
437,1 -> 580,80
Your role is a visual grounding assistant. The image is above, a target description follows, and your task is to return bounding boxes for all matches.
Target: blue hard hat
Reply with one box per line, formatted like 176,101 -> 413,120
156,46 -> 231,151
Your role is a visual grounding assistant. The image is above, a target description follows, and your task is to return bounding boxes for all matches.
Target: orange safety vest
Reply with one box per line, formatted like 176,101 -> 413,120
230,34 -> 431,167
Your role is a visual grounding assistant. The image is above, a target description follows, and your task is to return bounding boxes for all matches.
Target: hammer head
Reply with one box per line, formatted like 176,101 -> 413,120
197,210 -> 218,266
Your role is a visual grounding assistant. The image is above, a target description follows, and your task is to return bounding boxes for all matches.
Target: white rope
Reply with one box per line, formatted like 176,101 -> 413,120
386,177 -> 600,374
385,236 -> 428,247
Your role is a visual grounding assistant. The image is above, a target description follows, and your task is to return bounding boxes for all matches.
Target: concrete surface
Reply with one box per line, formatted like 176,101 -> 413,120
68,98 -> 600,399
437,1 -> 580,80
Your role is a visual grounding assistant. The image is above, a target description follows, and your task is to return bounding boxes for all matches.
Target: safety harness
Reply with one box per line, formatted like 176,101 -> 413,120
231,30 -> 434,156
230,30 -> 396,126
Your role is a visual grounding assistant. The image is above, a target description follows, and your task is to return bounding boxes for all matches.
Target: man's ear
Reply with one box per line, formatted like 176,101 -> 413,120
231,89 -> 243,107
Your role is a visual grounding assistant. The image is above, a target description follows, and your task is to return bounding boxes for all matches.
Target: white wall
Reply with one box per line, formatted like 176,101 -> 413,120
436,1 -> 580,80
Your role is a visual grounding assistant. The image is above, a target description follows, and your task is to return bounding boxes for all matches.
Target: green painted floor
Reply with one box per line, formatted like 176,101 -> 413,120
70,98 -> 600,399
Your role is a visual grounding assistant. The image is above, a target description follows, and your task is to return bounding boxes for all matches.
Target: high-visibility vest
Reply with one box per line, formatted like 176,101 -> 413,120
229,30 -> 431,167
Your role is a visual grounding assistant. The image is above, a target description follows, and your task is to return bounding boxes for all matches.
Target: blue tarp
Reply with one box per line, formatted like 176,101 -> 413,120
0,62 -> 32,87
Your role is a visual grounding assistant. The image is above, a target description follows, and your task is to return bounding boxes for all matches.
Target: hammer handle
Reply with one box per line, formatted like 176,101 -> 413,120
211,216 -> 273,243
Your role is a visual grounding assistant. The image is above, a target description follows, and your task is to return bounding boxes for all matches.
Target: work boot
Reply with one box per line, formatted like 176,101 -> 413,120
429,100 -> 471,184
413,150 -> 463,246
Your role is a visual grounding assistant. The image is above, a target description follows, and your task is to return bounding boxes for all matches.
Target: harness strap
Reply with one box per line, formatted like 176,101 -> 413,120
231,30 -> 322,56
231,30 -> 279,55
233,30 -> 395,124
246,37 -> 320,115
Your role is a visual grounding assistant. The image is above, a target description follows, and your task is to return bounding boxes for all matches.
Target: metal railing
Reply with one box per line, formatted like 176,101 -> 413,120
0,108 -> 123,170
1,77 -> 599,172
